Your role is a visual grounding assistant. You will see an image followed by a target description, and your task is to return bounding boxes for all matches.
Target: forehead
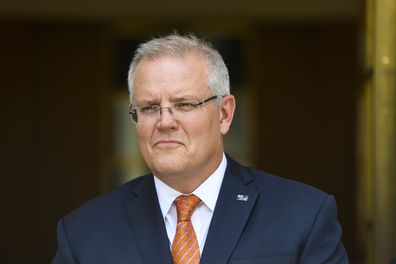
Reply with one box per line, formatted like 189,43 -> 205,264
133,54 -> 209,97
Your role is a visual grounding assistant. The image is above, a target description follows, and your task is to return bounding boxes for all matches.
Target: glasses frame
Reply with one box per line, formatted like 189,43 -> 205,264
128,95 -> 220,124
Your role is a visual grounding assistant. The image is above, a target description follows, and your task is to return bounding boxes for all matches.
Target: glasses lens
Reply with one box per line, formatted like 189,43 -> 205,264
130,109 -> 138,123
129,95 -> 219,124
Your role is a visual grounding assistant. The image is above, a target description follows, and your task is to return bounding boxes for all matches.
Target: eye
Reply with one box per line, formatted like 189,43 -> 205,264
139,105 -> 160,113
174,101 -> 199,111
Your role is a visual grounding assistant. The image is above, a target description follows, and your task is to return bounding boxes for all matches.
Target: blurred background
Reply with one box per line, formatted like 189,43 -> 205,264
0,0 -> 395,263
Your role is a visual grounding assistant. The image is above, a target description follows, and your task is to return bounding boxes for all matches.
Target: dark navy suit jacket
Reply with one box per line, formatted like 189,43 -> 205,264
52,157 -> 348,263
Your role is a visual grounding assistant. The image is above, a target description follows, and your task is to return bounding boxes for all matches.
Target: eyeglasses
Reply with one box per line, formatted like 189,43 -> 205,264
129,95 -> 219,124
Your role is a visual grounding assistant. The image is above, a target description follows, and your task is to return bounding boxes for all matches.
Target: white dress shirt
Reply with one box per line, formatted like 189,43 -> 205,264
154,153 -> 227,253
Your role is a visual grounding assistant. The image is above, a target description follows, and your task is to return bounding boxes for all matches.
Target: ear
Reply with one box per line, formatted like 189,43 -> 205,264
219,95 -> 236,135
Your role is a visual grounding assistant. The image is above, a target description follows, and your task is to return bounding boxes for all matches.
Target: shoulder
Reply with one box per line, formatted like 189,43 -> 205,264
225,157 -> 347,261
62,174 -> 151,225
54,175 -> 154,260
226,156 -> 333,213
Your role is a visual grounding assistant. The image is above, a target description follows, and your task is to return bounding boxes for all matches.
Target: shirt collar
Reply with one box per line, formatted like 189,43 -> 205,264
154,153 -> 227,219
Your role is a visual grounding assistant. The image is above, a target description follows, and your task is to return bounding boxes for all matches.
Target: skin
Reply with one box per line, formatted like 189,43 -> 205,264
132,53 -> 235,193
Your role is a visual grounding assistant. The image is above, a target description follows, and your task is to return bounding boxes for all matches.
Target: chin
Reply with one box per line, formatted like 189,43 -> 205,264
150,155 -> 189,176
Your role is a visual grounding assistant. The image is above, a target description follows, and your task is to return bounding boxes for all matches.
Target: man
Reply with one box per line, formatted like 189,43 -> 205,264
53,33 -> 348,263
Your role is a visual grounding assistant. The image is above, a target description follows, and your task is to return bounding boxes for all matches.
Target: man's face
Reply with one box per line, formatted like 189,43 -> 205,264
132,54 -> 234,184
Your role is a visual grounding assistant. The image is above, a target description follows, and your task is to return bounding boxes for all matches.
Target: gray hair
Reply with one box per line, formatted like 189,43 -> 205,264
127,33 -> 230,103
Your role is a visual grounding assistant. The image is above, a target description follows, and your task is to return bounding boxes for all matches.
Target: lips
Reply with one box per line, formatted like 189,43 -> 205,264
154,140 -> 183,148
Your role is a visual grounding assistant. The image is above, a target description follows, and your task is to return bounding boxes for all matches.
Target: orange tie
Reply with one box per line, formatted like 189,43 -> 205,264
172,194 -> 201,264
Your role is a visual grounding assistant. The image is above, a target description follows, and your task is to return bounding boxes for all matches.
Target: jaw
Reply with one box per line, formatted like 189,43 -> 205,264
143,146 -> 189,175
145,146 -> 223,192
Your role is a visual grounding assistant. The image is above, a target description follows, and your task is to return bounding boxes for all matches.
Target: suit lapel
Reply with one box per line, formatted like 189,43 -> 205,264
201,158 -> 259,264
124,175 -> 173,264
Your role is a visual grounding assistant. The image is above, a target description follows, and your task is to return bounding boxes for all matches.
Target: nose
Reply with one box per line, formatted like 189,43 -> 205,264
157,107 -> 177,128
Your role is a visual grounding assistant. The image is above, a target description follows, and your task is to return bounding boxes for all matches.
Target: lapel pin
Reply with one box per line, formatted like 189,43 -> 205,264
236,194 -> 249,202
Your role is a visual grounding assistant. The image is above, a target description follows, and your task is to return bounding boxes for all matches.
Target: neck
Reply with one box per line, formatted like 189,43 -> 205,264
158,168 -> 212,194
156,153 -> 223,194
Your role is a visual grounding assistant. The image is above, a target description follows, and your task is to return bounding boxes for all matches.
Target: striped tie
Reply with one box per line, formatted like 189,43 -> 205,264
172,194 -> 201,264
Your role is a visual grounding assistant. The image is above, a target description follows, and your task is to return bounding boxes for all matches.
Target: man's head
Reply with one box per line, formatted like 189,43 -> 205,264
127,33 -> 235,192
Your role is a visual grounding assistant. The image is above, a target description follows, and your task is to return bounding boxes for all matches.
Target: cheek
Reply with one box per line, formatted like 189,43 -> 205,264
136,127 -> 152,149
187,115 -> 220,145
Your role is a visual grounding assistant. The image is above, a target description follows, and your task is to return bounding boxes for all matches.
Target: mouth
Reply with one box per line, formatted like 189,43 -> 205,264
154,140 -> 183,148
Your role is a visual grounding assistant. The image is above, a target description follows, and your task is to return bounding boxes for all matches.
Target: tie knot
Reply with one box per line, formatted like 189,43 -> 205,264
174,194 -> 201,222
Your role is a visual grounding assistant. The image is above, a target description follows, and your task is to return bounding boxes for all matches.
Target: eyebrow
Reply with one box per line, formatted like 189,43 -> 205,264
171,95 -> 200,101
133,97 -> 160,105
135,95 -> 201,105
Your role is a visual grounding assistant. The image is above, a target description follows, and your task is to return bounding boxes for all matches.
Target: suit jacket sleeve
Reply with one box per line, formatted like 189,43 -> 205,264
300,195 -> 348,263
52,218 -> 77,264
